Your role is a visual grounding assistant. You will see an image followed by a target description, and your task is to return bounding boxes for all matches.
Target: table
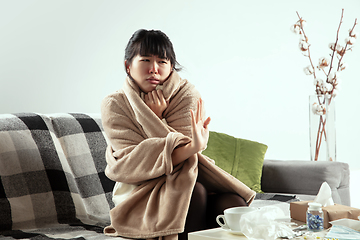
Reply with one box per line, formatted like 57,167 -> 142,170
188,228 -> 248,240
188,224 -> 329,240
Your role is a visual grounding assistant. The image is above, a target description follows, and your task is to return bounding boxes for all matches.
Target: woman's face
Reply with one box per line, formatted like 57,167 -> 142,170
126,54 -> 172,93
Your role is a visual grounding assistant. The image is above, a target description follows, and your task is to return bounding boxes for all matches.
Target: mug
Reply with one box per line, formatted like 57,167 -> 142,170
216,206 -> 257,231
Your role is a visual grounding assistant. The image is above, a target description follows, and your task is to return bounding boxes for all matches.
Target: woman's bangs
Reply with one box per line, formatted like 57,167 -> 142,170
138,36 -> 169,59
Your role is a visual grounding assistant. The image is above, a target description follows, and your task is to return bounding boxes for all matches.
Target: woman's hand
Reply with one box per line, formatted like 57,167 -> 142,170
144,89 -> 169,119
190,98 -> 211,153
171,98 -> 211,166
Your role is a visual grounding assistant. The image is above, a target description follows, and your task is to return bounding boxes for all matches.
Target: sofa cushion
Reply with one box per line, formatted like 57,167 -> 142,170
0,113 -> 115,231
202,131 -> 268,193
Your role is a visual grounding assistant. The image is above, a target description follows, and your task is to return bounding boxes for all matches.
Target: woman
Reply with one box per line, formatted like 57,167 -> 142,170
101,29 -> 255,240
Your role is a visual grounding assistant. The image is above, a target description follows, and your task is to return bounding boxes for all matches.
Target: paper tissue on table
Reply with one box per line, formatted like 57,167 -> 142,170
290,182 -> 360,228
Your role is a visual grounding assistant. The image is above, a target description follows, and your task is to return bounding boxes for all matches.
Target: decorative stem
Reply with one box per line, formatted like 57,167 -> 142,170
336,17 -> 357,72
327,9 -> 344,78
313,96 -> 331,161
296,11 -> 317,79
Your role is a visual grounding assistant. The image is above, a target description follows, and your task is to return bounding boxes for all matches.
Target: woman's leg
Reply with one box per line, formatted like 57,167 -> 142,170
206,193 -> 248,228
178,182 -> 207,240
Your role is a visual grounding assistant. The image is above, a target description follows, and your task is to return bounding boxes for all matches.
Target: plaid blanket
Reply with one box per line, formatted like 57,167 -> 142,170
0,113 -> 116,239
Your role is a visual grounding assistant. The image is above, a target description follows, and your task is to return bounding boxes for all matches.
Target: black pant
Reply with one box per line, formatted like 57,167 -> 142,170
178,182 -> 248,240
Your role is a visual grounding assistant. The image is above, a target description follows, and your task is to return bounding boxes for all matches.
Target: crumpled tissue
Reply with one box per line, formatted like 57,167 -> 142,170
240,206 -> 294,240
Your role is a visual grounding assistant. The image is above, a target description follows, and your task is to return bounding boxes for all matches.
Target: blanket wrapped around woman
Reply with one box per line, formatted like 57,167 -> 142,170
101,71 -> 256,240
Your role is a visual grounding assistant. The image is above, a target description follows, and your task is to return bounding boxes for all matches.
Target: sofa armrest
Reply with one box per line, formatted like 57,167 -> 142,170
261,160 -> 350,206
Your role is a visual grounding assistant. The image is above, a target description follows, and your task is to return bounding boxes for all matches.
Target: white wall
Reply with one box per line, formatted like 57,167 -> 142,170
1,0 -> 359,206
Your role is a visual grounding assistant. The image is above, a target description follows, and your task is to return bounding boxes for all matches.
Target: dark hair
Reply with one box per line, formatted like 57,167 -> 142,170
124,29 -> 181,71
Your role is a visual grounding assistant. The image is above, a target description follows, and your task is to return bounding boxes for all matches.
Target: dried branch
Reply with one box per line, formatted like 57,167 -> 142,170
337,17 -> 358,71
327,9 -> 344,77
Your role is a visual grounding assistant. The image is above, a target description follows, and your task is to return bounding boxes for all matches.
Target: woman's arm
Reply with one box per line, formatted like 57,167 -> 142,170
102,93 -> 181,183
143,91 -> 211,166
171,98 -> 211,165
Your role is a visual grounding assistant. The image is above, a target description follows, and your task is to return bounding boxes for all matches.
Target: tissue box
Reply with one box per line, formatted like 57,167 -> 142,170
290,201 -> 360,229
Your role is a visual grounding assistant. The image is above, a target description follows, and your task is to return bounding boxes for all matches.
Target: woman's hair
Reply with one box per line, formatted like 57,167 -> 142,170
124,29 -> 182,71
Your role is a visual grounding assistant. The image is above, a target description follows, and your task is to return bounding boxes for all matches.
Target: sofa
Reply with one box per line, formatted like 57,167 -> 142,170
0,113 -> 350,239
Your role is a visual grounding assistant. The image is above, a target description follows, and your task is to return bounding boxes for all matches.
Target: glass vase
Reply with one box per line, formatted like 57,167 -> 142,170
309,95 -> 336,161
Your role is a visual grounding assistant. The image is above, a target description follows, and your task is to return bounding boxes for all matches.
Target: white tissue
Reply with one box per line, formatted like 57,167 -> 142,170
240,206 -> 294,240
314,181 -> 335,207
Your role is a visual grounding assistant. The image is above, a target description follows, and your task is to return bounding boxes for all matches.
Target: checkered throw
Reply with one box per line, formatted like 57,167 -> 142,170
0,113 -> 116,239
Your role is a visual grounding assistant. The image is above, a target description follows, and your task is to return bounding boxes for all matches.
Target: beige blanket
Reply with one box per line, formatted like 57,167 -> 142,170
101,71 -> 256,239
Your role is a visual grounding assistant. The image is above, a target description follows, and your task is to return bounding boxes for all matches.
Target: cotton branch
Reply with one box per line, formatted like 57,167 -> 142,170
336,17 -> 358,72
296,11 -> 317,79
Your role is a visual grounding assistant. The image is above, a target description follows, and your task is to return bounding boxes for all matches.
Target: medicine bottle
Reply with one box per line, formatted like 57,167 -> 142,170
306,202 -> 324,232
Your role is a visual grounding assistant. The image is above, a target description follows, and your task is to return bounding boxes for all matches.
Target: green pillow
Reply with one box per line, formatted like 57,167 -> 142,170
202,131 -> 268,193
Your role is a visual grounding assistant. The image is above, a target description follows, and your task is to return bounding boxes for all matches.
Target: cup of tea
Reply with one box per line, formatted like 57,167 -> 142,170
216,206 -> 257,231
